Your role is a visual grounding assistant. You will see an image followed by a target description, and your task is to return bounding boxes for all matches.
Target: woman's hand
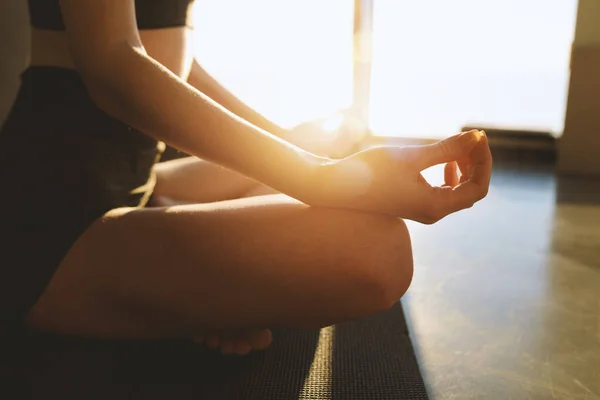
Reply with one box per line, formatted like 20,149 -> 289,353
315,130 -> 492,224
285,111 -> 369,158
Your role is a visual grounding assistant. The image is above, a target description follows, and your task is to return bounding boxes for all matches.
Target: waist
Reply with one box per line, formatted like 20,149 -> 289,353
30,27 -> 194,79
1,66 -> 165,215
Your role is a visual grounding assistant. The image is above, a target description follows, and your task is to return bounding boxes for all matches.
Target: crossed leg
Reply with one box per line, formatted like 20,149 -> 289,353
26,195 -> 413,351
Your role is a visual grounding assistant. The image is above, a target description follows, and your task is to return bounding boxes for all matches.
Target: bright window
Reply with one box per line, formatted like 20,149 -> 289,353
370,0 -> 579,138
191,0 -> 354,129
192,0 -> 578,138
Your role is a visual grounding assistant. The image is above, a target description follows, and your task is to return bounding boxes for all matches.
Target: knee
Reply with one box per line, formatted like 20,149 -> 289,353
355,216 -> 414,313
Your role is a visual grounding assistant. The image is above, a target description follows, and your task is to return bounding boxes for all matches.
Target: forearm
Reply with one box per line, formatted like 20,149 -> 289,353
85,46 -> 327,202
187,59 -> 287,137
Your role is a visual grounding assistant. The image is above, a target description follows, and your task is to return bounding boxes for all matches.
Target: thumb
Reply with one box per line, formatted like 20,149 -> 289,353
415,130 -> 483,170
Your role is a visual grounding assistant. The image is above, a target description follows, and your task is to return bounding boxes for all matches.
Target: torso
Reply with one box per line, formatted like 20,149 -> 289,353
0,2 -> 197,325
30,26 -> 194,80
19,25 -> 194,214
20,7 -> 197,214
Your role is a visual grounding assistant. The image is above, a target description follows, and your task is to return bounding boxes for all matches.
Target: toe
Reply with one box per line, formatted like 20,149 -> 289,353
234,340 -> 252,356
248,329 -> 273,350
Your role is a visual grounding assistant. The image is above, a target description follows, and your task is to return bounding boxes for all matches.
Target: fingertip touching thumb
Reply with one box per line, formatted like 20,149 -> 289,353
418,130 -> 483,169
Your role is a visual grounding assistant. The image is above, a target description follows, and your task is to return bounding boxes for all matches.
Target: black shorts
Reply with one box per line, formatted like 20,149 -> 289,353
0,67 -> 164,327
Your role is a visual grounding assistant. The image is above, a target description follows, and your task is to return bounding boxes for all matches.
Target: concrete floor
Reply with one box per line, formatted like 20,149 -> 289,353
404,165 -> 600,399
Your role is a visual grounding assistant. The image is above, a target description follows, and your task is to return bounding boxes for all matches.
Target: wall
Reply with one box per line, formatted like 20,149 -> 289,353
558,0 -> 600,176
0,0 -> 29,126
572,0 -> 600,46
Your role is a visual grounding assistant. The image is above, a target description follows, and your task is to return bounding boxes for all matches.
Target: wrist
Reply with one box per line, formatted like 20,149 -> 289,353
307,155 -> 375,210
293,153 -> 335,206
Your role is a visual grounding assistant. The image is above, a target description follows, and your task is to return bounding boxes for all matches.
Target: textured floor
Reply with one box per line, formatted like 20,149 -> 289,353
406,165 -> 600,399
4,302 -> 427,400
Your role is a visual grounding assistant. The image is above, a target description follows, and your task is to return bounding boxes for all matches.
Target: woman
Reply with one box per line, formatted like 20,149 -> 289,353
0,0 -> 491,356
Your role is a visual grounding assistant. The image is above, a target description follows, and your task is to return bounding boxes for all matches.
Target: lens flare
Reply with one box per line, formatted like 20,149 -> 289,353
321,113 -> 345,134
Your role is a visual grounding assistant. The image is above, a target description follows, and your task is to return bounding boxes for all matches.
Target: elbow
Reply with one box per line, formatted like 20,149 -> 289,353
83,69 -> 149,135
82,71 -> 130,122
75,46 -> 141,122
86,81 -> 118,118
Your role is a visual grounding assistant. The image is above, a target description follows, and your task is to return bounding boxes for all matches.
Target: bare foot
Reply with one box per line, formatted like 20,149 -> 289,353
194,329 -> 272,355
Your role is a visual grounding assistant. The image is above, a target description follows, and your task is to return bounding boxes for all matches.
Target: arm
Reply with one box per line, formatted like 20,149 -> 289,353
186,58 -> 288,138
153,58 -> 346,203
59,0 -> 328,203
59,1 -> 491,222
187,58 -> 362,157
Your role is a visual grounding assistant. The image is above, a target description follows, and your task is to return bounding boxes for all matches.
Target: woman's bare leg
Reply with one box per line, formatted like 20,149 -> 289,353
152,157 -> 278,353
152,157 -> 274,205
26,195 -> 413,341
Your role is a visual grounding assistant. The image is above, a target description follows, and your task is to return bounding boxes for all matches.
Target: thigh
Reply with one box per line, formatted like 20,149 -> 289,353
26,195 -> 413,338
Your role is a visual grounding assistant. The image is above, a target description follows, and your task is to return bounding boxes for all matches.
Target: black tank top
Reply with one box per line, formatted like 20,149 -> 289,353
28,0 -> 195,30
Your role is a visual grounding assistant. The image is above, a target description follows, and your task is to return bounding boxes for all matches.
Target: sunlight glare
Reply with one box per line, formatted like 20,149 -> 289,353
329,158 -> 373,198
190,0 -> 577,140
191,0 -> 353,129
321,113 -> 345,134
300,326 -> 334,399
353,30 -> 374,64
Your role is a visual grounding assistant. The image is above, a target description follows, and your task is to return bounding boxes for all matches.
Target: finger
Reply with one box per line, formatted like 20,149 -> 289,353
424,132 -> 492,219
428,182 -> 482,218
458,130 -> 491,183
433,155 -> 491,215
472,131 -> 492,163
443,161 -> 459,187
456,157 -> 470,183
416,130 -> 482,170
466,131 -> 493,189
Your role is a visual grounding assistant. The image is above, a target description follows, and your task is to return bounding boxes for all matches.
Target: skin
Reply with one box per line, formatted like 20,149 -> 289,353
23,0 -> 492,356
29,8 -> 292,353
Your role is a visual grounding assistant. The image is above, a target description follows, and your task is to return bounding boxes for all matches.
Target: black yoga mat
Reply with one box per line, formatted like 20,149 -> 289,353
3,302 -> 428,400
